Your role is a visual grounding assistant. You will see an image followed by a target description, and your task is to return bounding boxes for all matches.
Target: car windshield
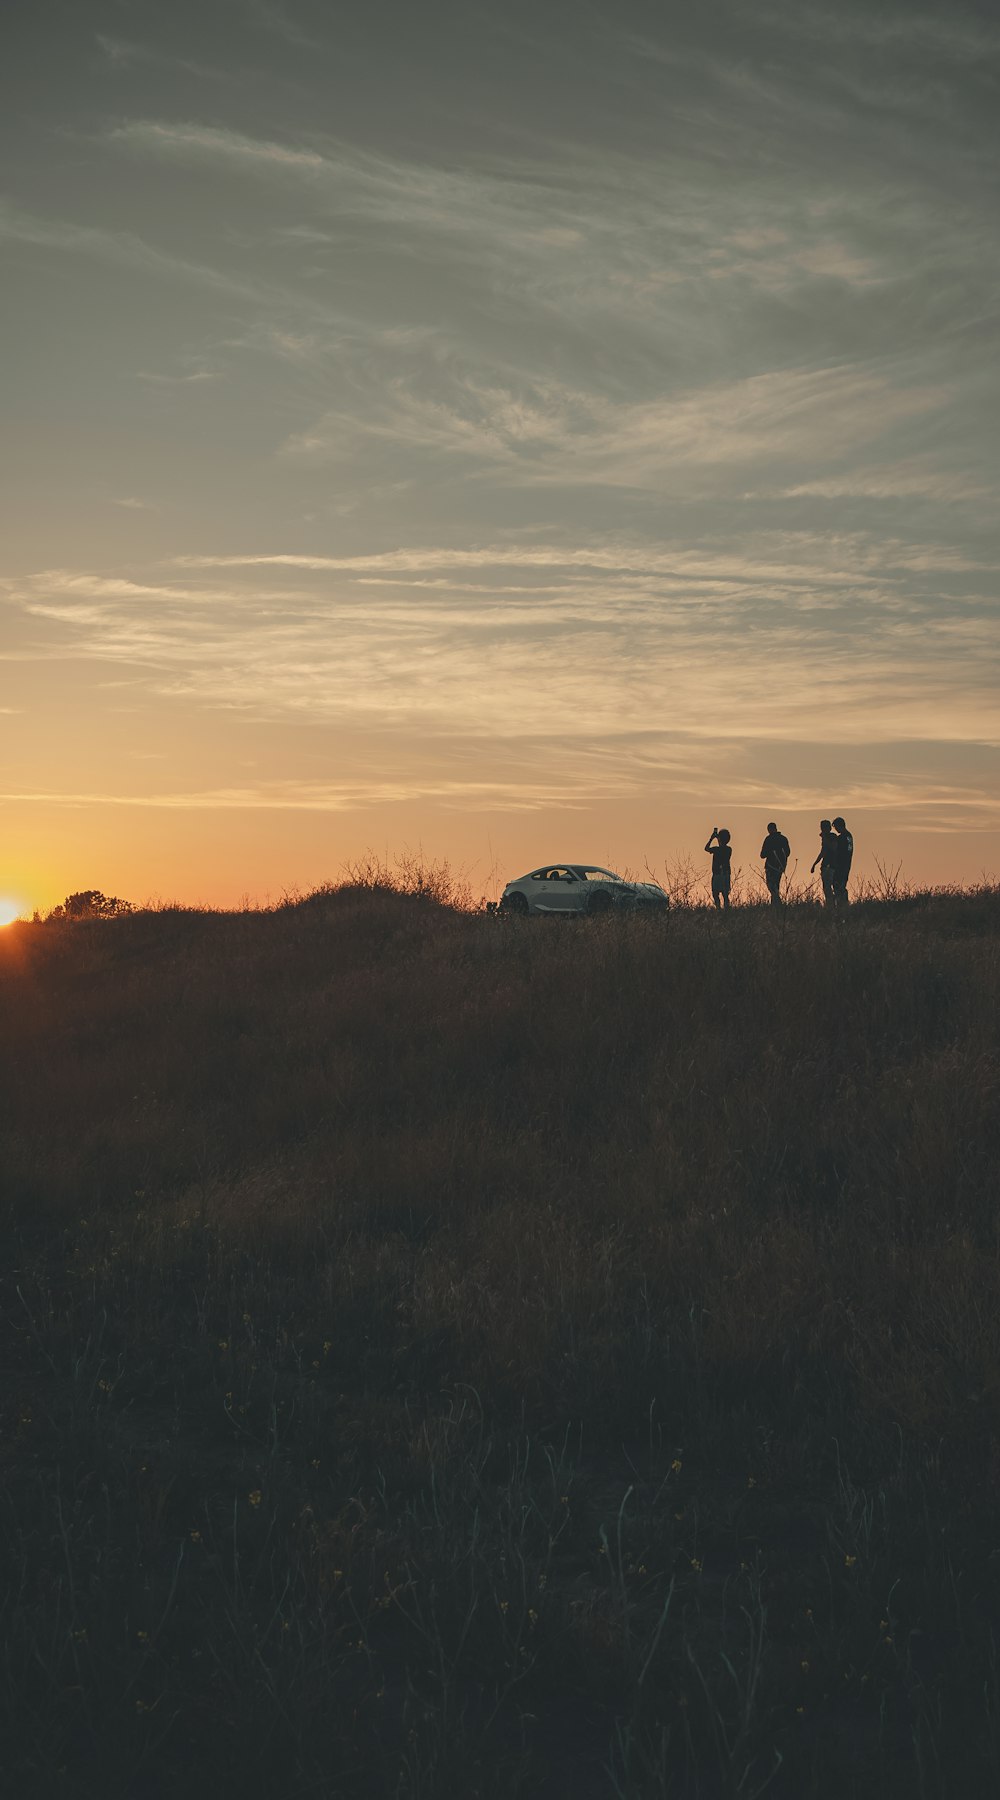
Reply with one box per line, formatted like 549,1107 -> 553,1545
573,867 -> 625,883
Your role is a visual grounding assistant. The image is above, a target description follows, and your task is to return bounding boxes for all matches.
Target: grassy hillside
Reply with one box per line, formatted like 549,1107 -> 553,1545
2,886 -> 999,1798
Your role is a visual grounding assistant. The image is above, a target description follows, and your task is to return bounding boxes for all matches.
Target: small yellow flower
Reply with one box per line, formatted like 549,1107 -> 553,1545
311,1458 -> 321,1469
189,1530 -> 202,1543
499,1599 -> 509,1614
690,1557 -> 703,1573
248,1490 -> 262,1508
800,1659 -> 809,1672
323,1341 -> 332,1354
880,1619 -> 889,1630
528,1609 -> 538,1626
559,1494 -> 569,1504
747,1475 -> 757,1488
137,1630 -> 149,1642
217,1340 -> 229,1351
796,1704 -> 805,1715
242,1313 -> 251,1324
671,1458 -> 683,1475
804,1607 -> 813,1621
844,1554 -> 857,1568
281,1620 -> 290,1632
638,1563 -> 647,1575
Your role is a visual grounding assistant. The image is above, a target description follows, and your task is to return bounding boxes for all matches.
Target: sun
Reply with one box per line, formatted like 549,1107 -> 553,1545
0,897 -> 24,927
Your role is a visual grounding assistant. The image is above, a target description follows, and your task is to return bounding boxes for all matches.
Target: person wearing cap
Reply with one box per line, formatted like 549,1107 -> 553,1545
759,821 -> 791,907
704,827 -> 732,910
811,819 -> 836,906
830,817 -> 853,907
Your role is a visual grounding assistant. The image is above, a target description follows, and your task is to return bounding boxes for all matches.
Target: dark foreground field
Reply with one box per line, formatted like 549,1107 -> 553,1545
2,886 -> 999,1799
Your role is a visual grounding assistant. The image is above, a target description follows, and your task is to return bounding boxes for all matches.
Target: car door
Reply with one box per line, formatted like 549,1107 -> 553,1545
530,867 -> 581,912
543,864 -> 582,907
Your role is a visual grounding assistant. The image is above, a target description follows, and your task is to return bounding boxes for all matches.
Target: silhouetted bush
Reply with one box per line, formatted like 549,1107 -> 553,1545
47,888 -> 134,920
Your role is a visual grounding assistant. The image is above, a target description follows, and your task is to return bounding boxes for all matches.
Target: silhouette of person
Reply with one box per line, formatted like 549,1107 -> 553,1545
830,817 -> 853,907
811,819 -> 836,906
704,827 -> 732,910
760,821 -> 790,907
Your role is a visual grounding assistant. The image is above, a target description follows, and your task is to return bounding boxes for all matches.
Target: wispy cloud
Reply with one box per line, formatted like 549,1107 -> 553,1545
0,777 -> 604,813
109,121 -> 327,174
135,369 -> 221,386
0,201 -> 265,303
238,0 -> 324,52
175,532 -> 992,584
103,113 -> 937,318
95,33 -> 228,81
5,534 -> 997,774
752,4 -> 1000,61
760,460 -> 994,503
276,361 -> 948,489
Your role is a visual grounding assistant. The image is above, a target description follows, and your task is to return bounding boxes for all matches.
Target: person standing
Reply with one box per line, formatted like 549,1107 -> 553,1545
760,821 -> 791,907
704,827 -> 732,910
811,819 -> 836,906
831,817 -> 853,907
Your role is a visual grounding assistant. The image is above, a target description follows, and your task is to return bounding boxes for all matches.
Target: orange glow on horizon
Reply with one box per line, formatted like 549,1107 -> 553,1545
0,897 -> 24,927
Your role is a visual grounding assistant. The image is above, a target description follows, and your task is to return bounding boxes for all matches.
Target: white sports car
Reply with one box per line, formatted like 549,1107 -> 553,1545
497,864 -> 670,917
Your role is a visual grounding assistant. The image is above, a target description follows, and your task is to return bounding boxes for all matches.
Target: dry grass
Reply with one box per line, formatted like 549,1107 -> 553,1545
2,876 -> 999,1798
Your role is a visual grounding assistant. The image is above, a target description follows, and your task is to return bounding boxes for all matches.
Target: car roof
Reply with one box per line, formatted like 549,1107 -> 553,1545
521,863 -> 617,876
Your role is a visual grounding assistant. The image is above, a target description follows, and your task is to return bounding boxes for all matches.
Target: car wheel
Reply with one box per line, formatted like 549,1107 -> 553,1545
587,888 -> 613,916
500,891 -> 529,916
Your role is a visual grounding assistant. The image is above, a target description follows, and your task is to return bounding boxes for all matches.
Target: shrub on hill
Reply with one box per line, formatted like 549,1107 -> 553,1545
46,888 -> 133,921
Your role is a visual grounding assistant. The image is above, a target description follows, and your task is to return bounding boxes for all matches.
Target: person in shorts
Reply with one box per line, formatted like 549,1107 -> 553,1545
704,827 -> 732,910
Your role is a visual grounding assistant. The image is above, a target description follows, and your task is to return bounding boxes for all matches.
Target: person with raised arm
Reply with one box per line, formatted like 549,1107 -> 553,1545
704,827 -> 732,910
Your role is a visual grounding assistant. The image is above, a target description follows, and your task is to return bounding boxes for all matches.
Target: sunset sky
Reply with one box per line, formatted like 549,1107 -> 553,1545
2,0 -> 998,912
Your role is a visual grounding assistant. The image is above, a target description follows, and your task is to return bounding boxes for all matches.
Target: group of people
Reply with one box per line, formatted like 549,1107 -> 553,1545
704,818 -> 854,910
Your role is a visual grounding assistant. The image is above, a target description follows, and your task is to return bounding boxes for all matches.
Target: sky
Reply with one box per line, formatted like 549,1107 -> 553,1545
2,0 -> 998,912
